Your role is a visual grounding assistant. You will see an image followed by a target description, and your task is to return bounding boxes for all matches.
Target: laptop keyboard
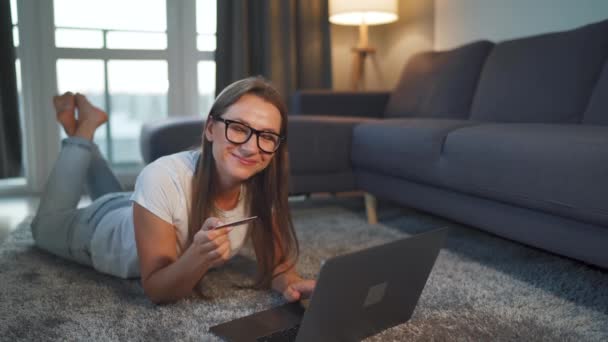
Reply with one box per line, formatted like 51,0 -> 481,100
256,324 -> 301,342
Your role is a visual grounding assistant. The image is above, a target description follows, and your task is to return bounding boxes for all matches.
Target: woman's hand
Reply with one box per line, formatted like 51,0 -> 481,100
191,217 -> 233,271
134,206 -> 234,304
272,271 -> 316,302
281,279 -> 316,302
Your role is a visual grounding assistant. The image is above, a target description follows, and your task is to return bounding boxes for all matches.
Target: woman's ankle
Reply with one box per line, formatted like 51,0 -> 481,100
73,122 -> 98,141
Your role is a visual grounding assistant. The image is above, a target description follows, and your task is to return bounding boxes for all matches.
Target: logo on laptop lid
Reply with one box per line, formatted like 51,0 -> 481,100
363,282 -> 388,307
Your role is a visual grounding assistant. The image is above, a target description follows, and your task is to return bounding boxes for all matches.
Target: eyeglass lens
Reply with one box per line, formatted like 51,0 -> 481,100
226,121 -> 280,152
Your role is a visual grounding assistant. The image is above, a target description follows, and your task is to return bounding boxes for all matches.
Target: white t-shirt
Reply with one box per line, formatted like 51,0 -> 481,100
90,150 -> 251,279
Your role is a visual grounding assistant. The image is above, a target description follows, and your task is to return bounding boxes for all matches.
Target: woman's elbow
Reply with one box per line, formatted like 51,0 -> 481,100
143,288 -> 178,305
141,279 -> 178,305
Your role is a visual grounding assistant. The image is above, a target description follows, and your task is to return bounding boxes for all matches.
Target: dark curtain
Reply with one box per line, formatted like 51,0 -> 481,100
0,0 -> 22,178
216,0 -> 332,101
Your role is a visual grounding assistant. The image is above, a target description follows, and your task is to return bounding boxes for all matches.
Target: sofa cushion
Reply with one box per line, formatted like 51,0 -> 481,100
384,41 -> 493,119
351,119 -> 478,185
470,19 -> 608,123
583,60 -> 608,125
441,124 -> 608,226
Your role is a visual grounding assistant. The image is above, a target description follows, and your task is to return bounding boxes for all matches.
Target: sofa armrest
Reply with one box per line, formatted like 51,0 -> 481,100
140,116 -> 204,163
290,90 -> 390,118
288,115 -> 376,194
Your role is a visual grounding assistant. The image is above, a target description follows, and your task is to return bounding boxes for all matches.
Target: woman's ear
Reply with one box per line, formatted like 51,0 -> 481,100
204,119 -> 214,142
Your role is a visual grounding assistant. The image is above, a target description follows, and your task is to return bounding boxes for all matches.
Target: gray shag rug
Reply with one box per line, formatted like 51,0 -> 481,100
1,198 -> 607,341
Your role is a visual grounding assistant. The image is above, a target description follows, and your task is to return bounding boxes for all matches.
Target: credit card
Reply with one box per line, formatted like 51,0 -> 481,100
213,216 -> 258,229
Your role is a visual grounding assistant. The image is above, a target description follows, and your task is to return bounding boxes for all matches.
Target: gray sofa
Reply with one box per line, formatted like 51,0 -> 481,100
140,19 -> 608,269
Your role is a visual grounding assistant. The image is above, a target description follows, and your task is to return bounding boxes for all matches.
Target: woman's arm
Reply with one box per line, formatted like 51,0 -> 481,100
268,216 -> 316,301
133,203 -> 232,304
271,265 -> 302,291
272,265 -> 315,302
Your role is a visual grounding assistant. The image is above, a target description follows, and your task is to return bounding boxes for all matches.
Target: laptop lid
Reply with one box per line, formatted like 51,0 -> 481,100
295,227 -> 448,342
209,227 -> 448,341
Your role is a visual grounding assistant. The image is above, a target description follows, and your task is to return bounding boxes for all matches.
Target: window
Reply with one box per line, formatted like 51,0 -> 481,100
107,60 -> 169,163
53,0 -> 171,165
196,0 -> 216,116
54,0 -> 168,50
198,61 -> 216,114
49,0 -> 215,166
10,0 -> 20,101
51,0 -> 217,165
11,0 -> 19,46
9,0 -> 217,193
5,0 -> 25,183
11,0 -> 21,100
197,0 -> 216,51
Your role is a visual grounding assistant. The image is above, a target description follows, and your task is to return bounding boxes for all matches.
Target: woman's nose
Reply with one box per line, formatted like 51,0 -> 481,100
240,134 -> 259,154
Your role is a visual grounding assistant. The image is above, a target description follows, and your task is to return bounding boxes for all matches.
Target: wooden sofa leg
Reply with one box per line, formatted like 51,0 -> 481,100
364,193 -> 378,225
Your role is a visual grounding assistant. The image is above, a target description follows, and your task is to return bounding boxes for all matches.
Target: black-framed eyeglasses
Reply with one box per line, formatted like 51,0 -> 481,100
210,114 -> 285,153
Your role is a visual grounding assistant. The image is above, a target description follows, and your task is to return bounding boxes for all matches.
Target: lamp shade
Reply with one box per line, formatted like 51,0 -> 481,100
329,0 -> 398,26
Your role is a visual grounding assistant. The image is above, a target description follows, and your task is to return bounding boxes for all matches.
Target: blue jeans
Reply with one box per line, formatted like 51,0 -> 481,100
31,137 -> 128,266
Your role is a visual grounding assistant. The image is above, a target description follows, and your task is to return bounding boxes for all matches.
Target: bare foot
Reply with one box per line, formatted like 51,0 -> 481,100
53,92 -> 76,136
74,93 -> 108,141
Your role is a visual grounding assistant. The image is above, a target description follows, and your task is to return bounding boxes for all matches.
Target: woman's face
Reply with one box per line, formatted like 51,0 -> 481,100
205,94 -> 282,186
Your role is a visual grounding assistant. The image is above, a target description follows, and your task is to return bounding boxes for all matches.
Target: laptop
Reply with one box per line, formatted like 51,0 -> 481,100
209,227 -> 448,342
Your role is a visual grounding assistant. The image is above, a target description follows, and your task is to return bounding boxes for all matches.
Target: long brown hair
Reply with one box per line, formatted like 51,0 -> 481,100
188,76 -> 298,289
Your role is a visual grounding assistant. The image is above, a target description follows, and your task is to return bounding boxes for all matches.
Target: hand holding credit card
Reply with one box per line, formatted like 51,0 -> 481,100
213,216 -> 258,230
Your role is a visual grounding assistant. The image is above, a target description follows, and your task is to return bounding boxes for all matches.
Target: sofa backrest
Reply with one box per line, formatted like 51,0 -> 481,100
470,18 -> 608,123
384,40 -> 494,119
583,59 -> 608,126
140,116 -> 204,163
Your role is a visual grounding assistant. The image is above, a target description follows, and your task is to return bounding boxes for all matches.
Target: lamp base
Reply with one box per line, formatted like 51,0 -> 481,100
351,46 -> 376,90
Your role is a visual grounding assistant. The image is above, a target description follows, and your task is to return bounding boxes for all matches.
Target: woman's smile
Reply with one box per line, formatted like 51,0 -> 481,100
231,153 -> 257,166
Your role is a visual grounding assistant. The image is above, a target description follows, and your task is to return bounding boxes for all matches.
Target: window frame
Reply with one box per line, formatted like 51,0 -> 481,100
1,0 -> 215,194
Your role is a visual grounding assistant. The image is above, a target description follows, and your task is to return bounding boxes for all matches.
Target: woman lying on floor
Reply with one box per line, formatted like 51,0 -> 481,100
31,76 -> 316,304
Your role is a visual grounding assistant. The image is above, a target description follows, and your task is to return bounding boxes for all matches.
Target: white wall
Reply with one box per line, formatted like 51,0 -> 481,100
331,0 -> 434,90
435,0 -> 608,50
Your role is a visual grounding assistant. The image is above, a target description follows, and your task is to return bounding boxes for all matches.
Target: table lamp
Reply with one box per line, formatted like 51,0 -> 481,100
329,0 -> 398,90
